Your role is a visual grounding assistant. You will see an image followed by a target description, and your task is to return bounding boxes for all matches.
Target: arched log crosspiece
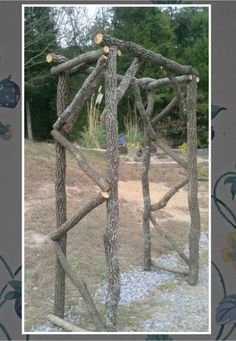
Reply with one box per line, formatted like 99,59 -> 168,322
95,33 -> 199,76
51,130 -> 109,192
186,77 -> 201,286
104,46 -> 120,331
53,56 -> 107,132
54,242 -> 107,331
53,71 -> 68,319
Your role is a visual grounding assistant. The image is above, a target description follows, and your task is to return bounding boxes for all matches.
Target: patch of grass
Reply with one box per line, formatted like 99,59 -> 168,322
198,166 -> 208,181
124,110 -> 143,148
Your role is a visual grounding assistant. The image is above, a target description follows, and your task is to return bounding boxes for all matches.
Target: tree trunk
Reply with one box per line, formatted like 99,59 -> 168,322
186,77 -> 201,286
26,100 -> 33,141
104,46 -> 120,331
53,72 -> 68,318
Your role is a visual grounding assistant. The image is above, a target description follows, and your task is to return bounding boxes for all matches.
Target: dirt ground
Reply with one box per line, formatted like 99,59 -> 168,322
24,140 -> 209,333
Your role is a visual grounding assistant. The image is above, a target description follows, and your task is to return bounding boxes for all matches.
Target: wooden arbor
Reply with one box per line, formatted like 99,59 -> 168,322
46,33 -> 201,332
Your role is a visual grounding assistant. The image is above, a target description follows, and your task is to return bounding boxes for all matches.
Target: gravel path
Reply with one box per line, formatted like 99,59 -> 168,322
31,233 -> 209,333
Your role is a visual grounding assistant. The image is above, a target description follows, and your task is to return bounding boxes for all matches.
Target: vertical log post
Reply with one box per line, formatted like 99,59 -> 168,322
53,71 -> 69,317
186,77 -> 201,285
142,131 -> 152,271
103,46 -> 120,331
132,83 -> 154,271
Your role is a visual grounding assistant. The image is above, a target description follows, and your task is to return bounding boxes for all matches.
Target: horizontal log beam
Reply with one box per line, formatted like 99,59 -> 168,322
50,192 -> 107,241
151,177 -> 188,211
48,314 -> 90,332
141,74 -> 192,90
150,213 -> 189,266
50,48 -> 108,75
53,56 -> 107,132
154,138 -> 187,169
51,130 -> 110,192
151,260 -> 189,275
54,242 -> 107,331
95,33 -> 198,76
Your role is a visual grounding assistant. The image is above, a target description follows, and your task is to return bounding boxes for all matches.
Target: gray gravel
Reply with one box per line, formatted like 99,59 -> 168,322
31,232 -> 209,333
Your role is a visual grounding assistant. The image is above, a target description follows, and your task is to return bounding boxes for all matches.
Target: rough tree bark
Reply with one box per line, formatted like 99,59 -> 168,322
53,56 -> 107,132
100,58 -> 142,122
53,71 -> 69,318
54,242 -> 106,331
50,192 -> 107,241
186,77 -> 201,286
50,48 -> 108,75
132,81 -> 153,271
103,46 -> 120,331
51,130 -> 109,192
95,33 -> 198,76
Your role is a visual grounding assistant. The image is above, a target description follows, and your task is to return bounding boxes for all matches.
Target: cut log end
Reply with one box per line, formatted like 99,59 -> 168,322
46,54 -> 53,63
95,33 -> 103,45
102,46 -> 110,54
101,191 -> 109,199
196,77 -> 200,83
117,49 -> 123,57
189,75 -> 193,80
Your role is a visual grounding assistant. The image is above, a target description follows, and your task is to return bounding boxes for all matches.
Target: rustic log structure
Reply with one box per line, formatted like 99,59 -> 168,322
44,32 -> 202,332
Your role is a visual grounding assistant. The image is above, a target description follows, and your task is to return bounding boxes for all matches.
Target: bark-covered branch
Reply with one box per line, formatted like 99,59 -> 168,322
50,48 -> 108,75
53,56 -> 107,132
151,260 -> 189,275
154,138 -> 187,169
95,33 -> 198,76
186,78 -> 201,286
50,192 -> 107,241
53,71 -> 68,318
104,46 -> 120,331
48,314 -> 90,332
150,213 -> 189,266
54,242 -> 106,331
151,96 -> 178,127
100,58 -> 142,122
46,53 -> 68,64
132,80 -> 156,140
151,177 -> 188,211
51,130 -> 109,192
144,74 -> 192,90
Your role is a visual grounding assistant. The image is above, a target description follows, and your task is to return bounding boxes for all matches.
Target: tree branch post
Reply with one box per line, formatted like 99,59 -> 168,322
53,71 -> 69,318
186,77 -> 201,286
104,46 -> 120,331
